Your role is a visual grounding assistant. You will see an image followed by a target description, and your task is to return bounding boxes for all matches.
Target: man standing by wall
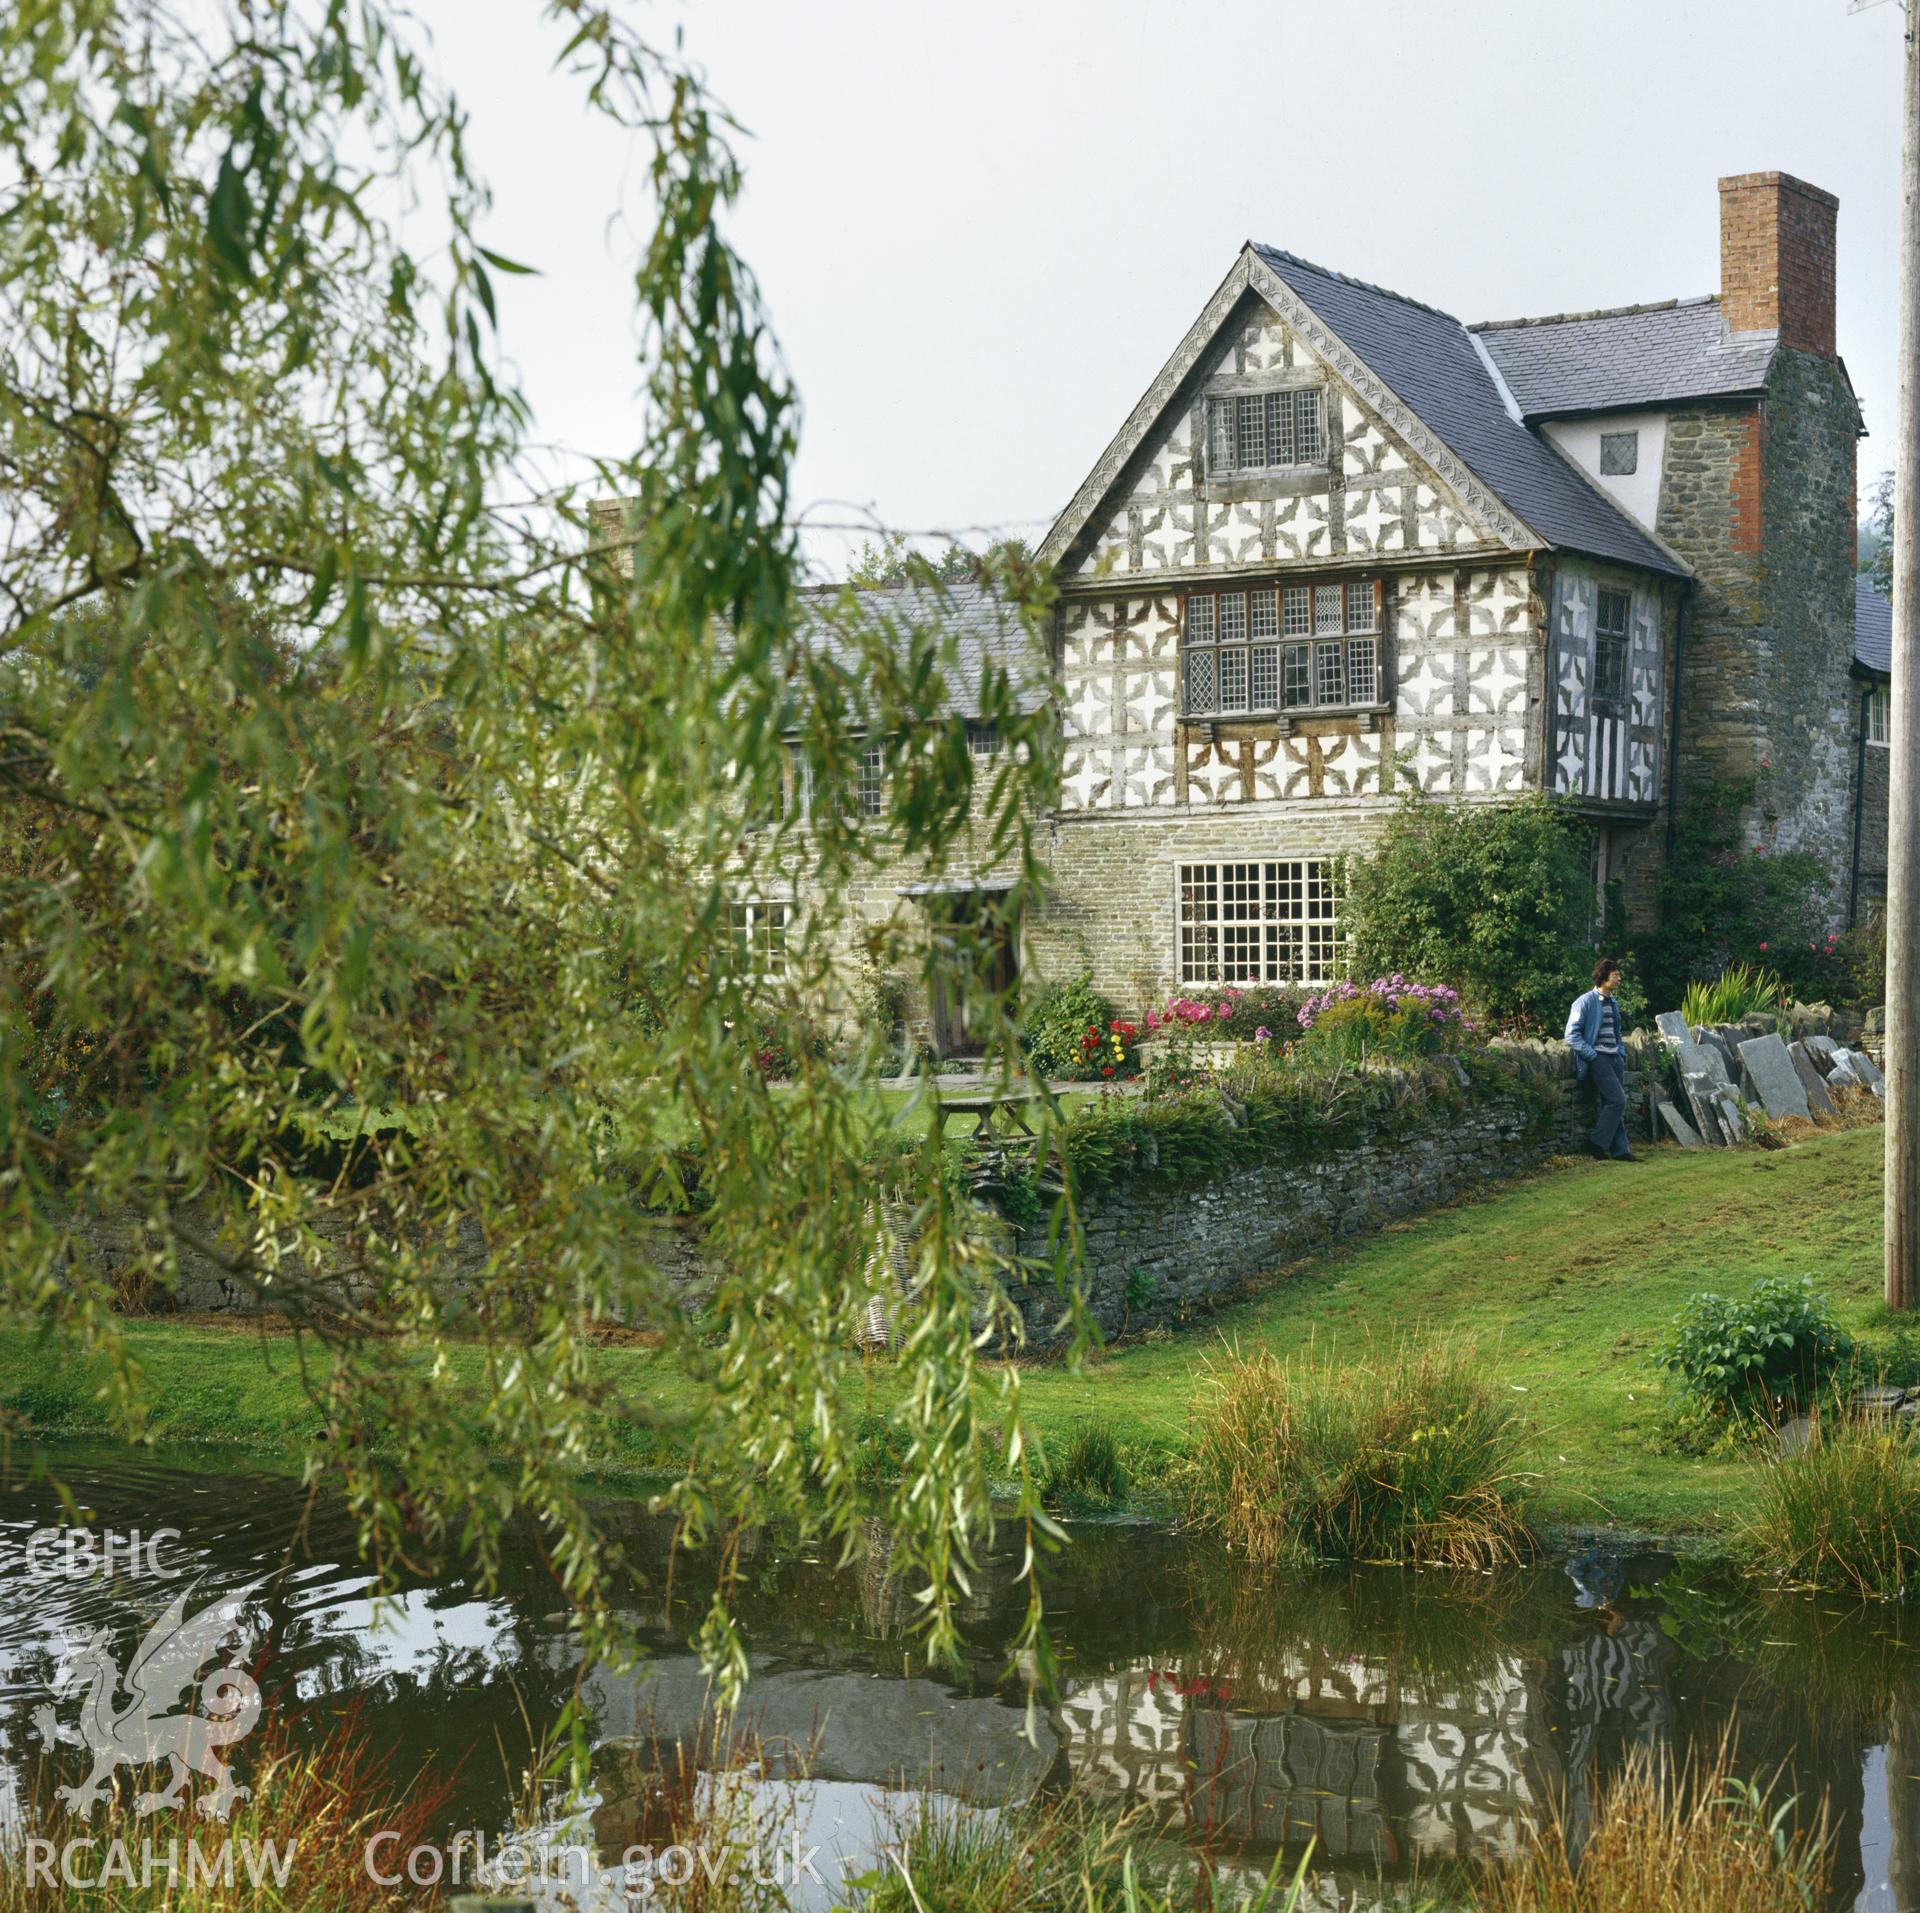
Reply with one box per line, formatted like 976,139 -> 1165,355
1566,959 -> 1638,1162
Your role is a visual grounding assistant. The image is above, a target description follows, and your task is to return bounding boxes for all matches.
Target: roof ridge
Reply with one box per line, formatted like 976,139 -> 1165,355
1249,243 -> 1459,324
1470,294 -> 1719,333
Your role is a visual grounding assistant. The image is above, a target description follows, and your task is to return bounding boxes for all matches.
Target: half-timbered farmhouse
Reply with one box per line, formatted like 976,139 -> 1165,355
774,171 -> 1876,1046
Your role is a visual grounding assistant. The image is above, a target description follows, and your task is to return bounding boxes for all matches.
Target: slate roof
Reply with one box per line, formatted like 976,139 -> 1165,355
1252,247 -> 1687,578
1471,296 -> 1777,419
793,579 -> 1051,717
1856,576 -> 1892,677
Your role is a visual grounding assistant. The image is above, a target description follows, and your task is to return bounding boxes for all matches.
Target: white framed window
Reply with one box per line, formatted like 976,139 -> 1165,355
728,899 -> 790,977
966,721 -> 999,760
1868,684 -> 1890,748
1177,860 -> 1338,985
1182,578 -> 1380,716
1208,388 -> 1325,475
853,739 -> 887,816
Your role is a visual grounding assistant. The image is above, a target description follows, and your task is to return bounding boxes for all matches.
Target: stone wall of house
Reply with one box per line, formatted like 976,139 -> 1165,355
1854,709 -> 1890,912
1657,399 -> 1769,810
1756,345 -> 1861,884
1654,362 -> 1859,921
1000,1045 -> 1655,1347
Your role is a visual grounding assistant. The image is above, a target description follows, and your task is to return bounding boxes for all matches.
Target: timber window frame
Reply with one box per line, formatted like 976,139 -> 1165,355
1206,387 -> 1325,476
1868,684 -> 1890,749
728,898 -> 790,978
852,738 -> 888,817
1181,577 -> 1382,718
1593,588 -> 1631,713
1177,860 -> 1339,986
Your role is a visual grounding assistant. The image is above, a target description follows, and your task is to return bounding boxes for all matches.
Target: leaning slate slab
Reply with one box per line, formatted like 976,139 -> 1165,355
1655,1011 -> 1691,1048
1673,1040 -> 1730,1090
1787,1042 -> 1840,1121
1712,1089 -> 1748,1142
1804,1033 -> 1840,1065
1737,1033 -> 1812,1122
1705,1028 -> 1744,1076
1852,1049 -> 1886,1090
1827,1053 -> 1863,1088
1678,1071 -> 1728,1145
1656,1099 -> 1704,1149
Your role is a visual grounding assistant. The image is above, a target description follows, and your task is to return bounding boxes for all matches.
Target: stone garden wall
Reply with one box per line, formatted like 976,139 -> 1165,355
1000,1038 -> 1658,1348
51,1040 -> 1656,1339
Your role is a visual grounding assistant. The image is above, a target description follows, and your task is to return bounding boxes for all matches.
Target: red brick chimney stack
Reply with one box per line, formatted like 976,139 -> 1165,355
1718,171 -> 1838,357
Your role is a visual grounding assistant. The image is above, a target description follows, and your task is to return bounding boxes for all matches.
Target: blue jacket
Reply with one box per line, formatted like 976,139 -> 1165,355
1564,989 -> 1610,1080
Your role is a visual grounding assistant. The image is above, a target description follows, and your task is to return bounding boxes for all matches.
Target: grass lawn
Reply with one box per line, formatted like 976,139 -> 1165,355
0,1127 -> 1888,1543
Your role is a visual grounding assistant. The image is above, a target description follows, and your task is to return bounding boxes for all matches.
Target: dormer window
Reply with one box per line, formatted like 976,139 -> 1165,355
1208,388 -> 1324,474
1183,578 -> 1381,716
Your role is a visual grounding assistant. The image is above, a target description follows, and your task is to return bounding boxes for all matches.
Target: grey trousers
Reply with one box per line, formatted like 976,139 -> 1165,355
1589,1051 -> 1629,1157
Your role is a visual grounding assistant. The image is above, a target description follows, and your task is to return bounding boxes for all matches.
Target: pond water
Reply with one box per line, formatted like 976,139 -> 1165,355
1,1445 -> 1916,1909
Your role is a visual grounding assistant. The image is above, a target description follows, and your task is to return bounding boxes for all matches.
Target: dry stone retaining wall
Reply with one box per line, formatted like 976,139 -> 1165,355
1001,1042 -> 1654,1347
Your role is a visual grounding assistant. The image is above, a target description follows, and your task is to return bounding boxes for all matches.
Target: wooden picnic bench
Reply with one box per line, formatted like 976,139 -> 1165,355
933,1091 -> 1042,1140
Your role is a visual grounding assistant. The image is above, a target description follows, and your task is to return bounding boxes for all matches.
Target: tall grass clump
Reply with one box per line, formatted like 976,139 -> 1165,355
856,1793 -> 1313,1913
1181,1343 -> 1533,1569
1678,962 -> 1785,1028
0,1714 -> 453,1911
1738,1416 -> 1920,1598
1485,1739 -> 1828,1912
1039,1420 -> 1129,1510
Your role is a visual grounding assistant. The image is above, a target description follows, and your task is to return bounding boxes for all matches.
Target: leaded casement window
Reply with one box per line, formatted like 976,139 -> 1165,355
728,899 -> 789,977
1598,430 -> 1639,476
1182,578 -> 1381,716
1178,860 -> 1338,985
1593,588 -> 1631,711
1207,387 -> 1325,475
1868,685 -> 1890,748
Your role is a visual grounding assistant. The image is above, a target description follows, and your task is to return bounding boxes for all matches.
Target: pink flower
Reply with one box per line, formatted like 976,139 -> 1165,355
1759,942 -> 1768,951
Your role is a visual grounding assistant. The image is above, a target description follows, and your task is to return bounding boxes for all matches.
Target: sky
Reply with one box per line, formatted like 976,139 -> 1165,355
412,0 -> 1904,578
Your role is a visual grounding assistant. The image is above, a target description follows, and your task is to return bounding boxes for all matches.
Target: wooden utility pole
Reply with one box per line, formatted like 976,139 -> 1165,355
1891,0 -> 1920,1311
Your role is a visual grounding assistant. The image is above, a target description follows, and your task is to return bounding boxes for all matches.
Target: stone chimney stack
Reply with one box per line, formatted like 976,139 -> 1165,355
1718,171 -> 1838,357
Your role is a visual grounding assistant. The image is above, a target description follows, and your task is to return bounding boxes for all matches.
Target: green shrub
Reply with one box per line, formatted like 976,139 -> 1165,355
1739,1418 -> 1920,1598
1182,1342 -> 1532,1569
1678,961 -> 1786,1028
1021,971 -> 1124,1080
1656,1276 -> 1854,1416
1854,1323 -> 1920,1391
1040,1421 -> 1129,1509
1642,779 -> 1834,1009
1831,905 -> 1886,1011
1341,792 -> 1596,1031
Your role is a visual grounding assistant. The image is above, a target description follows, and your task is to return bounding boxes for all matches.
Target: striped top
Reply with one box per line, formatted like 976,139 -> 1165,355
1594,994 -> 1622,1055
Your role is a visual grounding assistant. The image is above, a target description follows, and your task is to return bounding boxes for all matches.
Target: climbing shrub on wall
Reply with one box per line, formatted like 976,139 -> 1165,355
1640,780 -> 1835,1011
1340,794 -> 1595,1032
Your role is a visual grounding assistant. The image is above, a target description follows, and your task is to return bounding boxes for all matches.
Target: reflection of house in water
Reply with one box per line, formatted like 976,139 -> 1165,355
1058,1647 -> 1559,1879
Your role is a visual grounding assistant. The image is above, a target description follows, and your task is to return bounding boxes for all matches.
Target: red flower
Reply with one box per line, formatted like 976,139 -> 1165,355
1102,1065 -> 1115,1077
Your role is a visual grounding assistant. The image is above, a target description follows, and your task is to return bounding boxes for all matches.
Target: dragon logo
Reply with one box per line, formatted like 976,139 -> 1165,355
33,1582 -> 264,1821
